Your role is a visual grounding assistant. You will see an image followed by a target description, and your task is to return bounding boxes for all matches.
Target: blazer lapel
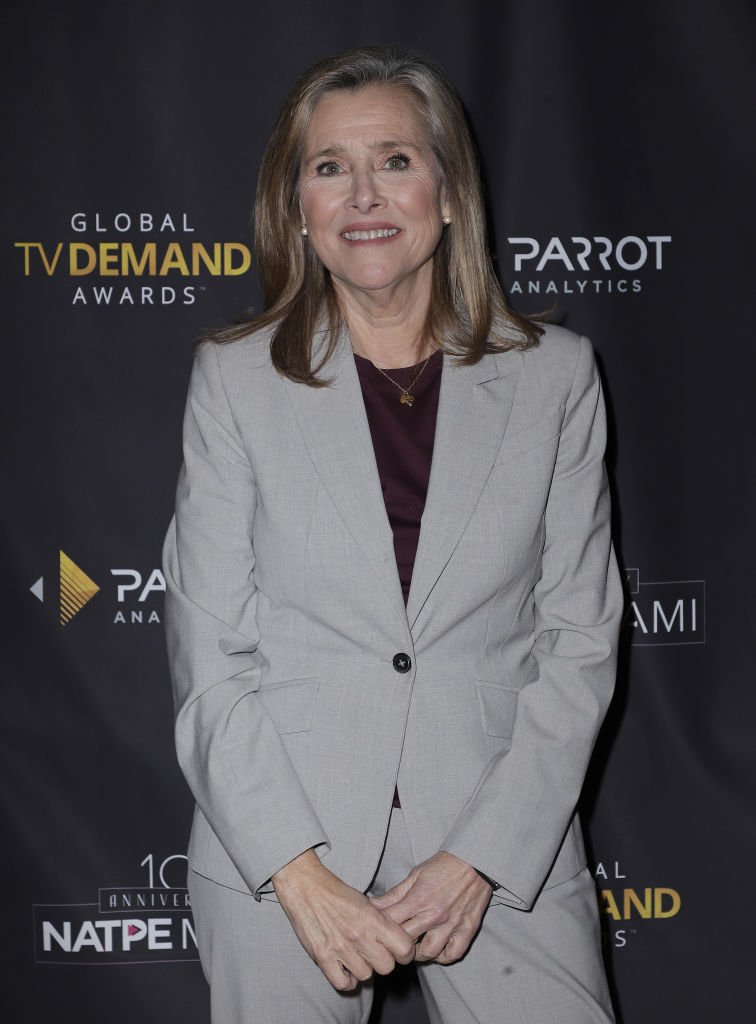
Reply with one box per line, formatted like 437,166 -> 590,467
406,347 -> 522,629
284,324 -> 523,635
283,327 -> 408,630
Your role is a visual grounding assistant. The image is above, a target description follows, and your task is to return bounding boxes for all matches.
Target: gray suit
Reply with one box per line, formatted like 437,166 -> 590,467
162,320 -> 623,1021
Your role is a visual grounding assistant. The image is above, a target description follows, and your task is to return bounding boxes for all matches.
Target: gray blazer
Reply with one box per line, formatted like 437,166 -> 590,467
162,321 -> 623,911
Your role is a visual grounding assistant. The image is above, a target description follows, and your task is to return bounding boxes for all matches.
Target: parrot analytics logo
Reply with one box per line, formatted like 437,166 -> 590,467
33,853 -> 198,965
505,234 -> 671,297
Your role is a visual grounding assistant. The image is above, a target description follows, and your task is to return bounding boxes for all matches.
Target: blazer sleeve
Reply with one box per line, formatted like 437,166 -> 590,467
161,340 -> 330,900
440,335 -> 623,909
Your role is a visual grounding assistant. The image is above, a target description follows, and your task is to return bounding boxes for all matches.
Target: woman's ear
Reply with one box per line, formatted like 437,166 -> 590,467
440,183 -> 451,224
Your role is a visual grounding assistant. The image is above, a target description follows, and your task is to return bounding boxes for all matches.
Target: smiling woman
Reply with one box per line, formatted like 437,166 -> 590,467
205,45 -> 541,382
297,85 -> 449,333
163,43 -> 622,1024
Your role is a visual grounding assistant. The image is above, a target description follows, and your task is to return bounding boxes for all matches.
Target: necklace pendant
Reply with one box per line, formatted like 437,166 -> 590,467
400,393 -> 414,406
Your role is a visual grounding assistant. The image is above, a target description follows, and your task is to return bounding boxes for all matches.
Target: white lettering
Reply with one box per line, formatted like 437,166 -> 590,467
112,569 -> 142,602
647,235 -> 672,268
139,569 -> 166,601
122,919 -> 147,950
42,921 -> 71,952
95,919 -> 120,951
615,236 -> 647,271
507,237 -> 540,271
630,601 -> 648,633
536,237 -> 574,272
653,599 -> 684,633
149,918 -> 172,950
182,917 -> 197,949
570,236 -> 591,270
159,853 -> 188,889
593,236 -> 612,270
72,920 -> 105,953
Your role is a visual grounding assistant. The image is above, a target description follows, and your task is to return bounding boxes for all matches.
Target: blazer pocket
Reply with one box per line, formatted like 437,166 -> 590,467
493,407 -> 565,466
257,677 -> 321,734
476,682 -> 519,740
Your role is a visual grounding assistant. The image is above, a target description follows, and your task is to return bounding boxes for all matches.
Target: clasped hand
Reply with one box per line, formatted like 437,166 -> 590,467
272,850 -> 492,991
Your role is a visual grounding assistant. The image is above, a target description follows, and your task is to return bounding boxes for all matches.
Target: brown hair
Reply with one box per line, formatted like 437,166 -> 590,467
206,44 -> 542,384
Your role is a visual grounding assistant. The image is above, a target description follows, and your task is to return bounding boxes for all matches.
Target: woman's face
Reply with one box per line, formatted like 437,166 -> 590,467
298,84 -> 449,304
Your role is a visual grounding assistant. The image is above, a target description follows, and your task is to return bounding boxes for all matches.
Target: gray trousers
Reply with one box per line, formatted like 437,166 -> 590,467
188,805 -> 615,1024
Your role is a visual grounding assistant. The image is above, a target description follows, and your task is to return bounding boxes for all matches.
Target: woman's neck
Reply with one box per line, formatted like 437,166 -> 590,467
333,276 -> 436,369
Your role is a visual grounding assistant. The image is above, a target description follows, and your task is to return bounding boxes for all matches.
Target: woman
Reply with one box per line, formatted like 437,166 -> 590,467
162,44 -> 623,1024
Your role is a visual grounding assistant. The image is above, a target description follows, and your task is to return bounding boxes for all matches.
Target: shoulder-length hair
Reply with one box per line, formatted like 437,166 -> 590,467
207,44 -> 542,384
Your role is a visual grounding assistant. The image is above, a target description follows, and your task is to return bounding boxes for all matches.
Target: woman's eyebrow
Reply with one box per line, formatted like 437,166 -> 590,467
368,138 -> 420,151
304,139 -> 422,163
307,144 -> 346,160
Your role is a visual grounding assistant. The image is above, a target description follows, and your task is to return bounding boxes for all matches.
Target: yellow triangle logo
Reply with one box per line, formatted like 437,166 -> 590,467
59,550 -> 100,625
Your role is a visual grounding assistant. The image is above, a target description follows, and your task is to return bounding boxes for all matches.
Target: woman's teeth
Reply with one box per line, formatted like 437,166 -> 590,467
342,228 -> 399,240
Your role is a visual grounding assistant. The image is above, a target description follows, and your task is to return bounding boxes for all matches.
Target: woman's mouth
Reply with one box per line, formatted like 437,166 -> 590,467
341,227 -> 400,241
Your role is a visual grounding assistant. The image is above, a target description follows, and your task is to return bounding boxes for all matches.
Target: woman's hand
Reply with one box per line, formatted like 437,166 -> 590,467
272,850 -> 416,991
368,851 -> 493,964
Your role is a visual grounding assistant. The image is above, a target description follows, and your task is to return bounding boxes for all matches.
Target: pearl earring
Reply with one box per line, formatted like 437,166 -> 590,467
442,215 -> 451,225
301,225 -> 308,236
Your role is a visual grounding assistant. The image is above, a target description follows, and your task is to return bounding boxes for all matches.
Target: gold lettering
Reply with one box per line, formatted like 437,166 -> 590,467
191,243 -> 222,275
623,888 -> 653,919
159,242 -> 190,276
15,242 -> 64,275
600,890 -> 620,920
70,243 -> 97,275
223,242 -> 251,276
15,242 -> 34,275
99,242 -> 120,276
121,243 -> 157,276
654,888 -> 681,918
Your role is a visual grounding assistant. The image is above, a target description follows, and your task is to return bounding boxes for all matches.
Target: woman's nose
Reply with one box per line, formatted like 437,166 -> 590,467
347,168 -> 385,212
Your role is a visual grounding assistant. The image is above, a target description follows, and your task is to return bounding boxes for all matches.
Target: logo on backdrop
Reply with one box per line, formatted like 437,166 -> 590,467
594,859 -> 682,949
505,234 -> 671,297
30,550 -> 165,626
625,568 -> 706,645
33,852 -> 198,965
14,211 -> 252,307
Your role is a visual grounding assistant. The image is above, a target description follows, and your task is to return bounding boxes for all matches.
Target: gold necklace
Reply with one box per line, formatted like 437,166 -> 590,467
373,355 -> 432,407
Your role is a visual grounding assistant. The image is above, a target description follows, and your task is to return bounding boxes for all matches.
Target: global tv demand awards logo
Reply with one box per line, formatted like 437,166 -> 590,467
594,859 -> 681,949
14,210 -> 252,307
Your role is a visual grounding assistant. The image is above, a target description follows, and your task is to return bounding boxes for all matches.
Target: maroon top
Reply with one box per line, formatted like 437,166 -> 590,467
354,349 -> 443,808
354,350 -> 443,602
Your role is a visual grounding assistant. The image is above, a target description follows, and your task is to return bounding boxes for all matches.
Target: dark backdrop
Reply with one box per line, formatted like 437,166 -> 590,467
3,1 -> 755,1020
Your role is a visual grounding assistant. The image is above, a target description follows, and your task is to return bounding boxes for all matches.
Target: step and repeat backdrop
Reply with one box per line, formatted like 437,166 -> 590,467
3,1 -> 754,1021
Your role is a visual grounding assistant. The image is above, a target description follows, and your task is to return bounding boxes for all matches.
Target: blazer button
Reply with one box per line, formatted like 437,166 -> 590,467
392,653 -> 412,673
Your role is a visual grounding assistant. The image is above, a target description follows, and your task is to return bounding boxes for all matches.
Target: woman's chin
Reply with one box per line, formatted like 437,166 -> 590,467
332,269 -> 425,300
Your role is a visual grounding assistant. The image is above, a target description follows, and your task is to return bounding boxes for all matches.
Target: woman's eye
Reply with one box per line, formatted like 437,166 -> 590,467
315,161 -> 342,176
385,153 -> 410,170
